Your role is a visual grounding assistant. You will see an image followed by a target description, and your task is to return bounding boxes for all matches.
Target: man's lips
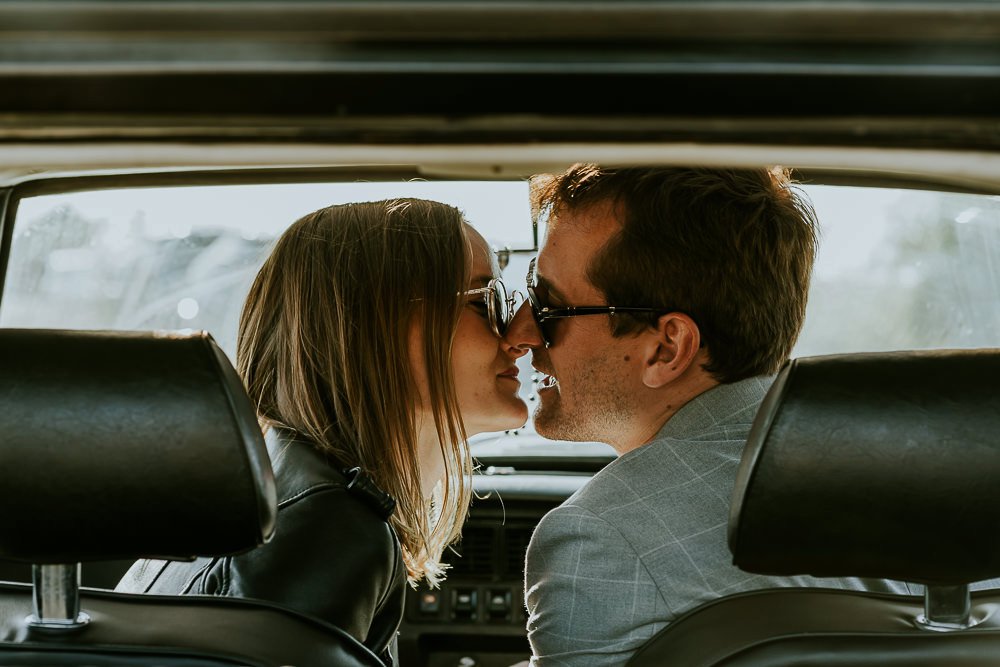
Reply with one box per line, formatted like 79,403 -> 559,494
532,366 -> 558,389
498,367 -> 519,380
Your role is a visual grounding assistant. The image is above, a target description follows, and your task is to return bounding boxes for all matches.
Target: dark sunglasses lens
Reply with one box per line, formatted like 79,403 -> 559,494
491,281 -> 508,335
525,264 -> 552,346
525,287 -> 551,346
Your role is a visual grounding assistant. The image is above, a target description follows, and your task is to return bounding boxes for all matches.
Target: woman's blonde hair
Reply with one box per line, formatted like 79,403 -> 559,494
237,198 -> 472,586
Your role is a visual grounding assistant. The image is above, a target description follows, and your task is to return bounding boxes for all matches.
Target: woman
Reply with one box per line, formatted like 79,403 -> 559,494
117,198 -> 529,665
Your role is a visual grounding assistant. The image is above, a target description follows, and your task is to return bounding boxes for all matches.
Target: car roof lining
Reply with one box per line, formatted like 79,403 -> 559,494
2,142 -> 999,195
5,1 -> 999,42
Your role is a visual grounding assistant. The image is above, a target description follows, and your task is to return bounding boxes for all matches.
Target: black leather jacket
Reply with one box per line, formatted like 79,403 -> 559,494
116,427 -> 406,664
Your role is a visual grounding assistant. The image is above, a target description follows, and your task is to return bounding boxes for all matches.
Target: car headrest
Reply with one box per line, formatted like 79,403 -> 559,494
0,329 -> 276,563
729,349 -> 1000,587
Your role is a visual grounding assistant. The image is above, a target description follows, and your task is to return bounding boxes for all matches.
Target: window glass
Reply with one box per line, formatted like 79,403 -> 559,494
3,181 -> 999,455
1,181 -> 533,355
795,186 -> 1000,355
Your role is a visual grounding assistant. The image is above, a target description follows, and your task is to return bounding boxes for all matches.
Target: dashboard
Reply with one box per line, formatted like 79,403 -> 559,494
398,470 -> 597,667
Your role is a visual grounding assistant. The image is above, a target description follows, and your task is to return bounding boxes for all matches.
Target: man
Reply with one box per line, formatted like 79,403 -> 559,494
503,164 -> 914,666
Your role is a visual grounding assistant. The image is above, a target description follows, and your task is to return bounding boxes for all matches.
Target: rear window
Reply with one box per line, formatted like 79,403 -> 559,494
3,179 -> 999,452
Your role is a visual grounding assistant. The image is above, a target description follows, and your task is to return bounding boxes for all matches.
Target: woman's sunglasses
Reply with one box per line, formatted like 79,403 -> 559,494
465,278 -> 521,337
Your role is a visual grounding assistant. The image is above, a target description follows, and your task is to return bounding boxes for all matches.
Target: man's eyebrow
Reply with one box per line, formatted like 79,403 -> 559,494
535,271 -> 568,302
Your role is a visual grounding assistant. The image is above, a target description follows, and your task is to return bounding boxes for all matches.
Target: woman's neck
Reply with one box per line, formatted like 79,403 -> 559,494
415,415 -> 446,498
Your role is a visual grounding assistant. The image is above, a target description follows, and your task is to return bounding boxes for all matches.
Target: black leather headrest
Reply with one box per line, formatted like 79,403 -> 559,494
0,329 -> 276,563
729,349 -> 1000,586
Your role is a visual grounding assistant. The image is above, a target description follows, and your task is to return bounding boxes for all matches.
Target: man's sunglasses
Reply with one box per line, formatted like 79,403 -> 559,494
525,257 -> 662,348
465,278 -> 521,337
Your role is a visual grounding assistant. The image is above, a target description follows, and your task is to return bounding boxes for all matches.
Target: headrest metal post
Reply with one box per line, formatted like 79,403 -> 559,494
916,584 -> 973,631
27,563 -> 90,630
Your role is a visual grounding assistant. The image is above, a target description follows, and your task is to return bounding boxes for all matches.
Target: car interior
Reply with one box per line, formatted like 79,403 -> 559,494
2,1 -> 1000,666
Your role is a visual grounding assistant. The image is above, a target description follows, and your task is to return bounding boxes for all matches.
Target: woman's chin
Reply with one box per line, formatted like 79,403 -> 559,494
498,399 -> 530,431
465,404 -> 529,438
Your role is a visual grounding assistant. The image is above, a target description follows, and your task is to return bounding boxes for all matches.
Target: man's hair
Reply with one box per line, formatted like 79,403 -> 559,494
532,164 -> 819,383
237,198 -> 472,586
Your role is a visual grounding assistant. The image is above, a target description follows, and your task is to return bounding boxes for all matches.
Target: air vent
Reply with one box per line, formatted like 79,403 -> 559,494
442,523 -> 539,580
503,526 -> 534,578
445,525 -> 495,579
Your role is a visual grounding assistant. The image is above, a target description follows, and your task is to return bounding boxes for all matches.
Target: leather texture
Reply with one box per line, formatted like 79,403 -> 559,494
626,587 -> 1000,667
0,581 -> 383,667
116,427 -> 406,662
730,349 -> 1000,586
0,328 -> 276,563
0,330 -> 381,667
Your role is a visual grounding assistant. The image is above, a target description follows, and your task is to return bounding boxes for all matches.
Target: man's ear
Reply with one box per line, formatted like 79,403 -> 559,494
641,312 -> 702,389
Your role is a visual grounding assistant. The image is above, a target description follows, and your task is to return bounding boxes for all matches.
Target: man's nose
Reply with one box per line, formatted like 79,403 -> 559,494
503,302 -> 544,351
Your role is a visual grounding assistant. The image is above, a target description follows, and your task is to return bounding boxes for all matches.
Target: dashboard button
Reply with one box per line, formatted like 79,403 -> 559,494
486,589 -> 512,620
418,590 -> 442,614
451,588 -> 478,620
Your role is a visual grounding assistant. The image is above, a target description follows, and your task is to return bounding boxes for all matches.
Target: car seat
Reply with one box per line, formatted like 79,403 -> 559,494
0,328 -> 384,667
628,349 -> 1000,666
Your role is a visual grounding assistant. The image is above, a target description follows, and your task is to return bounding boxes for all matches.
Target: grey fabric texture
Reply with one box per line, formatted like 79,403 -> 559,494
523,375 -> 918,667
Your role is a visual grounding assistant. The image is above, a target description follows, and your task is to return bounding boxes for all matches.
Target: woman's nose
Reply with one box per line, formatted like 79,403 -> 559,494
502,302 -> 543,353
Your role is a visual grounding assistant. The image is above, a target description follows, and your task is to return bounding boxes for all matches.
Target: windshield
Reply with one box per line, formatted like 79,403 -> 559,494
3,180 -> 999,457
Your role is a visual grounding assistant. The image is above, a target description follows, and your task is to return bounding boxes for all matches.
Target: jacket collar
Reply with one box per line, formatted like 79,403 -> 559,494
653,374 -> 776,443
264,426 -> 395,520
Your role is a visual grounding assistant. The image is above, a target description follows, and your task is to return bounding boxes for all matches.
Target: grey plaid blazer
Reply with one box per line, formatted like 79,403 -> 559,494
523,376 -> 916,667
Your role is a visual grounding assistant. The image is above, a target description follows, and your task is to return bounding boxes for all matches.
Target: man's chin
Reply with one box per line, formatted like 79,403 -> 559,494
532,400 -> 586,443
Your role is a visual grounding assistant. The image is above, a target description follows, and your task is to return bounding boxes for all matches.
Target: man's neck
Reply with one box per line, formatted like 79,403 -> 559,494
611,373 -> 721,456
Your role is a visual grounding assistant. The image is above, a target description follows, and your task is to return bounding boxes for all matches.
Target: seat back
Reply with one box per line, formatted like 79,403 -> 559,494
0,329 -> 382,667
0,581 -> 384,667
628,587 -> 1000,666
628,349 -> 1000,667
